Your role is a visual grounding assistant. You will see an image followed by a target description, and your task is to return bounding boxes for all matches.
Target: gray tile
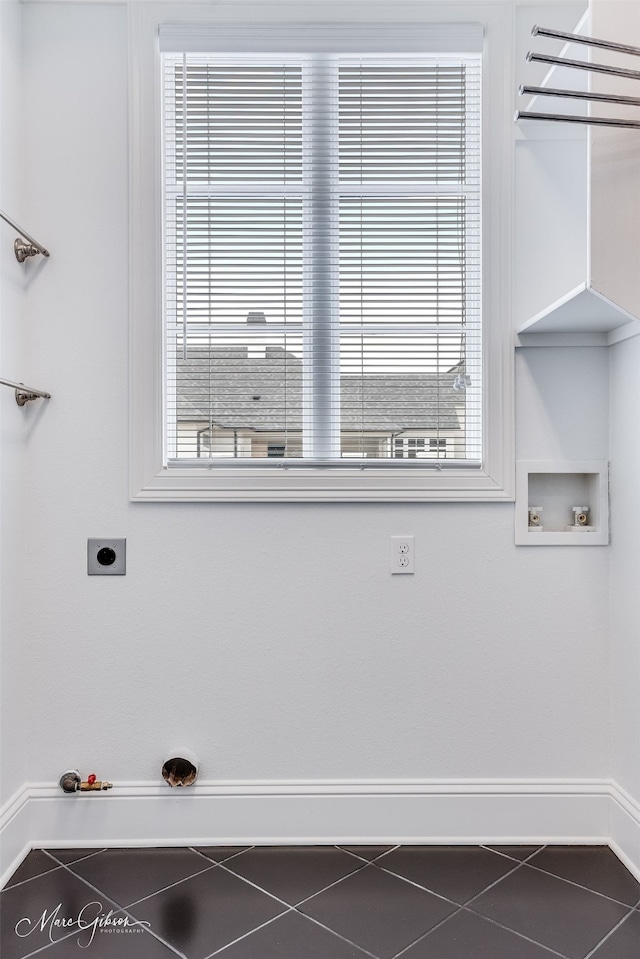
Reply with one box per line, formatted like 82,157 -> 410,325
401,907 -> 562,959
471,863 -> 629,959
3,851 -> 60,888
589,909 -> 640,958
126,864 -> 288,959
299,863 -> 457,959
192,847 -> 249,864
375,846 -> 517,905
44,848 -> 106,866
28,909 -> 179,959
527,846 -> 640,907
215,910 -> 372,958
68,848 -> 214,908
485,846 -> 543,862
338,846 -> 396,862
223,846 -> 365,905
7,844 -> 634,959
1,864 -> 117,959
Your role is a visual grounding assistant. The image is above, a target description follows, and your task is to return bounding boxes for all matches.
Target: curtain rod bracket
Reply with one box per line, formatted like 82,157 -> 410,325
14,239 -> 44,263
0,377 -> 51,405
0,209 -> 50,262
15,389 -> 44,406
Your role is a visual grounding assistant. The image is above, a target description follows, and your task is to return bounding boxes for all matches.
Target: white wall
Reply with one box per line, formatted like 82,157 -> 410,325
594,0 -> 640,810
8,1 -> 612,794
609,336 -> 640,802
590,1 -> 640,314
0,0 -> 27,807
513,1 -> 589,327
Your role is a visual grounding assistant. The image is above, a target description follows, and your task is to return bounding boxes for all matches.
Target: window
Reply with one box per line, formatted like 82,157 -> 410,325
130,7 -> 514,501
394,438 -> 448,459
164,49 -> 481,465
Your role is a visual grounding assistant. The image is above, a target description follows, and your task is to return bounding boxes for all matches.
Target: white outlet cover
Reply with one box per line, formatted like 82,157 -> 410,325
390,535 -> 414,574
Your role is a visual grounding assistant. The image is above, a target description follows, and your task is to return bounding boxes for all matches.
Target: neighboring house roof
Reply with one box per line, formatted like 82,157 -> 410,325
176,346 -> 461,432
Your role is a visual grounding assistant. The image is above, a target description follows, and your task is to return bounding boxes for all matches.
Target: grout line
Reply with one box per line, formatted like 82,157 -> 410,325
289,863 -> 375,909
365,844 -> 400,864
213,858 -> 307,910
366,850 -> 528,911
43,848 -> 107,868
0,860 -> 61,893
15,865 -> 129,959
22,922 -> 183,959
112,913 -> 186,958
370,854 -> 570,957
390,904 -> 467,959
212,855 -> 385,956
21,930 -> 96,959
202,907 -> 296,958
216,853 -> 370,911
480,843 -> 546,863
409,852 -> 572,959
13,845 -> 634,959
122,861 -> 218,908
51,860 -> 187,958
369,860 -> 464,907
189,845 -> 255,867
203,904 -> 380,959
202,861 -> 380,959
458,910 -> 570,959
390,901 -> 569,959
337,844 -> 400,866
582,905 -> 638,959
523,845 -> 548,863
464,859 -> 533,908
16,864 -> 185,959
503,843 -> 640,912
519,857 -> 640,911
290,909 -> 382,959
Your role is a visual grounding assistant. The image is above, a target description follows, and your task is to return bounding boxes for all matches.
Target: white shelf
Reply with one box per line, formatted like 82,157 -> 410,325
514,3 -> 640,348
515,460 -> 609,546
516,283 -> 640,338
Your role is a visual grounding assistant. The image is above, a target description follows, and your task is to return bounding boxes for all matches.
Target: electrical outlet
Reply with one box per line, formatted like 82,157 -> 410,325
88,538 -> 126,575
390,535 -> 414,574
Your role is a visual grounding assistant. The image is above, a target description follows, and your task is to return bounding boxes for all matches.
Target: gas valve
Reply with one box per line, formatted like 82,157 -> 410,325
59,770 -> 113,793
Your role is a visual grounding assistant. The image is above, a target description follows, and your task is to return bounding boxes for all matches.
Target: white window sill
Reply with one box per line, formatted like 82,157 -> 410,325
131,465 -> 513,503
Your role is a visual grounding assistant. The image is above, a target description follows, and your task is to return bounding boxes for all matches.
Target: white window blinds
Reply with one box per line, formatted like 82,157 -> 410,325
162,39 -> 481,468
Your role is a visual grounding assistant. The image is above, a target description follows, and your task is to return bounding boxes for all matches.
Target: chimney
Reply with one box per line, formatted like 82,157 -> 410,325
247,311 -> 266,359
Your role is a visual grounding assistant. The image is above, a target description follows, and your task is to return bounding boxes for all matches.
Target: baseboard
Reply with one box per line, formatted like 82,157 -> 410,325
0,785 -> 33,890
609,781 -> 640,882
2,778 -> 638,888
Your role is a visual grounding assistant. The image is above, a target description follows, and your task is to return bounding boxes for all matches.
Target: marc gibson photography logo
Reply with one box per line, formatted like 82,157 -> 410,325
15,901 -> 151,948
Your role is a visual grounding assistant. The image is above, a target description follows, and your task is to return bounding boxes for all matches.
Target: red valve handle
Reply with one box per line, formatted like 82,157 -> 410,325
87,774 -> 97,785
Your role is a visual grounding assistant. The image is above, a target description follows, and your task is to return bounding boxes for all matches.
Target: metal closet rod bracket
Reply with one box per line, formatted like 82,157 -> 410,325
0,209 -> 50,262
532,25 -> 640,58
0,377 -> 51,406
518,24 -> 640,128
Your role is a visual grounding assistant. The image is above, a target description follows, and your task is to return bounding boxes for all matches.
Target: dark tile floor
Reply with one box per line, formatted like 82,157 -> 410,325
1,845 -> 639,959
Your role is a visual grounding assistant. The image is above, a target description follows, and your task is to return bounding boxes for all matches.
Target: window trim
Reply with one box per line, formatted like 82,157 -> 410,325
129,2 -> 515,502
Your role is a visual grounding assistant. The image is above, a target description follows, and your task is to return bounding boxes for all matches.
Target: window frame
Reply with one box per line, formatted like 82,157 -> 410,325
130,2 -> 515,503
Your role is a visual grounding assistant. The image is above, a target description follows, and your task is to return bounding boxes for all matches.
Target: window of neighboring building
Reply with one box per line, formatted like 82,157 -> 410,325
130,7 -> 514,501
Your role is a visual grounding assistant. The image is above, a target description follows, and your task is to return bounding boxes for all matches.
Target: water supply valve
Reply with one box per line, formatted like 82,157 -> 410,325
565,506 -> 594,532
572,506 -> 589,526
528,506 -> 543,531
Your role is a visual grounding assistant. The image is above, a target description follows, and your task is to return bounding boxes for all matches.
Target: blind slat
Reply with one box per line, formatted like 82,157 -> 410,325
163,50 -> 482,465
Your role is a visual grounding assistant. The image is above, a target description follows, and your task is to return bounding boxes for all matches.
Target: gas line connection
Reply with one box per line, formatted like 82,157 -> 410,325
59,770 -> 113,793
